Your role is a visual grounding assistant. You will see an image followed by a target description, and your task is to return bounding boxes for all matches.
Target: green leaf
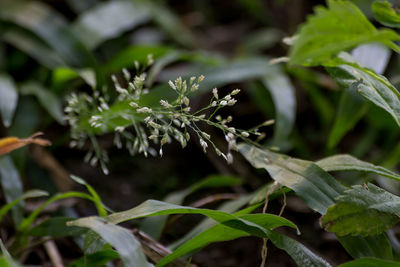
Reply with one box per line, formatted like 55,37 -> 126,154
102,199 -> 290,238
0,190 -> 48,223
326,54 -> 400,128
238,143 -> 345,214
0,239 -> 20,267
289,0 -> 400,66
372,1 -> 400,28
328,44 -> 390,148
339,257 -> 400,267
29,217 -> 87,237
262,64 -> 296,145
158,214 -> 328,267
70,217 -> 153,267
316,154 -> 400,182
168,194 -> 254,250
71,0 -> 151,49
0,73 -> 18,127
19,82 -> 64,125
140,175 -> 242,239
238,143 -> 393,259
328,85 -> 368,148
18,191 -> 99,232
71,200 -> 312,267
0,0 -> 95,68
338,235 -> 393,260
71,175 -> 109,216
0,156 -> 23,225
2,28 -> 66,68
69,249 -> 120,267
321,183 -> 400,236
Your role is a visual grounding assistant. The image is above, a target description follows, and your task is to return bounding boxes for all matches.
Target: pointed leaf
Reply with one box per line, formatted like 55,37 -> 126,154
316,154 -> 400,181
0,190 -> 48,223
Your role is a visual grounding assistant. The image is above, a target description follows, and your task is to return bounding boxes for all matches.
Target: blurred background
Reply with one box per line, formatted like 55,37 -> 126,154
1,0 -> 400,266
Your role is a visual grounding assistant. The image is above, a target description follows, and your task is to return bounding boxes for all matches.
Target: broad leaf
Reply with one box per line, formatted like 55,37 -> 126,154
70,217 -> 153,267
0,74 -> 18,127
321,183 -> 400,236
289,0 -> 400,66
372,1 -> 400,28
316,154 -> 400,182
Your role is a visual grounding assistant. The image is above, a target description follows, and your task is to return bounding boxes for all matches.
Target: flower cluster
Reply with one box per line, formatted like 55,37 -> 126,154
65,58 -> 273,174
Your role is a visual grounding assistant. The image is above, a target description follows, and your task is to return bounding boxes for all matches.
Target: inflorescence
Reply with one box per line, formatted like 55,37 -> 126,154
65,56 -> 273,174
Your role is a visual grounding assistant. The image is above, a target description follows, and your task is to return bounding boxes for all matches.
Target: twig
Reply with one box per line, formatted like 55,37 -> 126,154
260,181 -> 279,267
43,240 -> 64,267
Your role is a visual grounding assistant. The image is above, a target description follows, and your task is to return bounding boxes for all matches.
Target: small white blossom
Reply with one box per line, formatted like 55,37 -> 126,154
115,126 -> 125,132
212,88 -> 219,99
160,100 -> 171,108
231,89 -> 240,95
137,107 -> 153,113
241,131 -> 250,137
168,80 -> 176,90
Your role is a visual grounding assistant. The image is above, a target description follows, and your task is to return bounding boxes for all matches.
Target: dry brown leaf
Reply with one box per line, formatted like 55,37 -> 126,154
0,132 -> 51,156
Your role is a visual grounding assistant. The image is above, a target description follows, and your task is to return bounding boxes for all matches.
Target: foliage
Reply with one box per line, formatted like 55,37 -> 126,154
2,0 -> 400,266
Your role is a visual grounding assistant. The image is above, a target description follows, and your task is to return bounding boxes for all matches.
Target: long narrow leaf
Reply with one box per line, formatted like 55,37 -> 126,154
316,154 -> 400,181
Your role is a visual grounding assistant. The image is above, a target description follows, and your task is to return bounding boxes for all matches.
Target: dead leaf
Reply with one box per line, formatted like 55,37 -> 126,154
0,132 -> 51,156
